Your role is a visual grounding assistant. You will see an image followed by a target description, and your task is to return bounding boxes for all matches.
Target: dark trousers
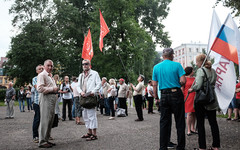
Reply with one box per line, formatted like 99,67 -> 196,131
142,97 -> 147,109
109,97 -> 115,117
119,98 -> 128,115
32,103 -> 40,138
134,95 -> 144,120
160,89 -> 185,150
62,99 -> 73,120
195,104 -> 220,149
98,97 -> 105,114
148,97 -> 154,113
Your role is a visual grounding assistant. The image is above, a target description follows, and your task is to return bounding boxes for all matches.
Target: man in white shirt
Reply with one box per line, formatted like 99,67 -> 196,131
147,80 -> 154,114
77,59 -> 101,141
59,76 -> 73,121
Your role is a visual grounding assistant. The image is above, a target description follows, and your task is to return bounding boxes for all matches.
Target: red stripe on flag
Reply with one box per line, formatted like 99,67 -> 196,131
211,38 -> 238,64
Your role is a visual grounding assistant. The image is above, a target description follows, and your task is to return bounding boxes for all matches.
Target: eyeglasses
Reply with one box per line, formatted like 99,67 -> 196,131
82,63 -> 89,66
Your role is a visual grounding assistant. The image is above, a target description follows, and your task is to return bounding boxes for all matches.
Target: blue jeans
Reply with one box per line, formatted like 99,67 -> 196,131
32,103 -> 40,138
104,98 -> 110,115
18,98 -> 25,112
72,98 -> 75,118
26,98 -> 33,110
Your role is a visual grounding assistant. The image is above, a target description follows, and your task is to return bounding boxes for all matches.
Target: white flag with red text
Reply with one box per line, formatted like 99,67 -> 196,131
209,10 -> 236,114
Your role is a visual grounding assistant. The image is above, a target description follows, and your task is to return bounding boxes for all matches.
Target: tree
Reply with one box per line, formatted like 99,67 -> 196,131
215,0 -> 240,25
6,0 -> 172,85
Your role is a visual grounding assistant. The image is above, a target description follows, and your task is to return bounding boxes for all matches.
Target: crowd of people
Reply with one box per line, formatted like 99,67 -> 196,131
4,48 -> 240,150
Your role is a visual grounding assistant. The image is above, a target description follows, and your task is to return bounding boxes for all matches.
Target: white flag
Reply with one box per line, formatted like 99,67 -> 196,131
209,10 -> 236,114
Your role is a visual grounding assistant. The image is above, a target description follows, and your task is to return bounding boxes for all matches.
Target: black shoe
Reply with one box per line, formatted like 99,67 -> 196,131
47,142 -> 56,146
167,142 -> 176,149
62,119 -> 66,121
39,143 -> 52,148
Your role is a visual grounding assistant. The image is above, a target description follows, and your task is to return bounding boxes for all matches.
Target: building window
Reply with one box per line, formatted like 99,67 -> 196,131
196,48 -> 199,52
189,48 -> 191,52
5,78 -> 8,84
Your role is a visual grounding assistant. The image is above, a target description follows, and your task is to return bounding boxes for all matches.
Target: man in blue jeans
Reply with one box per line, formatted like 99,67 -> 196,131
152,48 -> 186,150
32,64 -> 44,143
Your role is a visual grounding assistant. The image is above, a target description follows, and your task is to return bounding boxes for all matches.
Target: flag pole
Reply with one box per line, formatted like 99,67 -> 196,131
184,49 -> 212,103
108,32 -> 131,83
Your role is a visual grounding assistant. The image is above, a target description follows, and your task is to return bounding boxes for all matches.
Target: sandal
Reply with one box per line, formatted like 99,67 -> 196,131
226,118 -> 231,121
81,133 -> 92,138
86,135 -> 98,141
77,122 -> 85,125
187,133 -> 193,136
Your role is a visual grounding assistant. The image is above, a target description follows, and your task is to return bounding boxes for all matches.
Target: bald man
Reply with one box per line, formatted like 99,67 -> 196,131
37,60 -> 58,148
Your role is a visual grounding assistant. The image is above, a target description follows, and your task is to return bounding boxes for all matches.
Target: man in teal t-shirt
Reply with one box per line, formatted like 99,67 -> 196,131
152,48 -> 186,150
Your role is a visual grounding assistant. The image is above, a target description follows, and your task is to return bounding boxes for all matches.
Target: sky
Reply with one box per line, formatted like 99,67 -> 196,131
0,0 -> 239,57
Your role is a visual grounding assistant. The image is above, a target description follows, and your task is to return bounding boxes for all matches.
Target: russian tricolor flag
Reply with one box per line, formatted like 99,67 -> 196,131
211,14 -> 240,65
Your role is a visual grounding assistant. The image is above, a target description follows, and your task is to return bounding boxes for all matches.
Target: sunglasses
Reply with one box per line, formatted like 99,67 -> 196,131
82,63 -> 89,66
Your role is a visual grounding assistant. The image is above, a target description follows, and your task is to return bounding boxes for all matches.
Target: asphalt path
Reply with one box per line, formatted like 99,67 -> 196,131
0,105 -> 239,150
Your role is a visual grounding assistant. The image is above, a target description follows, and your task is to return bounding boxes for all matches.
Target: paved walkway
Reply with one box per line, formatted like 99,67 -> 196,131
0,105 -> 239,150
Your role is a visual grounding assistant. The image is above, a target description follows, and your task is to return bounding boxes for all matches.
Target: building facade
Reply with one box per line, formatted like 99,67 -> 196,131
173,43 -> 207,68
0,57 -> 16,88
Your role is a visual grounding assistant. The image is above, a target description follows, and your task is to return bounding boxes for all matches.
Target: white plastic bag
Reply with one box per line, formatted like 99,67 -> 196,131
116,108 -> 126,117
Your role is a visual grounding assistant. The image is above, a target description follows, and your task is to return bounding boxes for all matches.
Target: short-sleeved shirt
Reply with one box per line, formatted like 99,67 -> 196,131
71,82 -> 79,97
118,83 -> 128,98
152,60 -> 185,90
60,83 -> 72,99
147,85 -> 153,97
32,76 -> 39,104
133,82 -> 144,96
236,83 -> 240,99
108,85 -> 116,97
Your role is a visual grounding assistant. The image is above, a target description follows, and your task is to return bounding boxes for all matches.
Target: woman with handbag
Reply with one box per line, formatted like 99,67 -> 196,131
189,54 -> 220,150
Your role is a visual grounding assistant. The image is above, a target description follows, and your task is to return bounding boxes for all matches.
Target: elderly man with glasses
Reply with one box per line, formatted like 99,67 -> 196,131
77,59 -> 101,141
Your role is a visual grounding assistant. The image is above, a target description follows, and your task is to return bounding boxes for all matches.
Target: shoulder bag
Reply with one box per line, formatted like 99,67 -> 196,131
195,68 -> 215,105
80,96 -> 97,109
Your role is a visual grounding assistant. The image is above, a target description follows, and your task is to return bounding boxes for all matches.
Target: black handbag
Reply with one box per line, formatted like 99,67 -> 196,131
195,68 -> 215,105
80,96 -> 98,109
52,114 -> 59,128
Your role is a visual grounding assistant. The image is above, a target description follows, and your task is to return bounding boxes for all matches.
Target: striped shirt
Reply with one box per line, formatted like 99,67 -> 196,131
32,76 -> 39,105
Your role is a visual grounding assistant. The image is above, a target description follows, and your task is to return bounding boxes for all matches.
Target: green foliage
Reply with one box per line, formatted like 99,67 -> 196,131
0,89 -> 6,101
215,0 -> 240,25
6,0 -> 172,85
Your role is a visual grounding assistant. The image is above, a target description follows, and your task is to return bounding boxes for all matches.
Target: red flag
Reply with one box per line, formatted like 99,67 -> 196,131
99,9 -> 110,52
82,29 -> 93,61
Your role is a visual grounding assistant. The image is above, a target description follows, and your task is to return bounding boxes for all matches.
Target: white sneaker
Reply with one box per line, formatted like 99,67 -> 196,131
108,117 -> 115,120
